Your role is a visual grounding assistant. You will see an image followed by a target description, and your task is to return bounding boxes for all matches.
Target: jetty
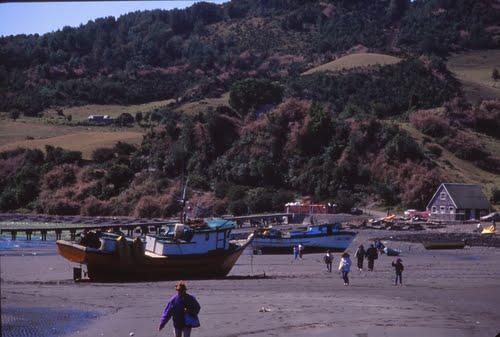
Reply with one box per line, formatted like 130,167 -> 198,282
0,213 -> 292,241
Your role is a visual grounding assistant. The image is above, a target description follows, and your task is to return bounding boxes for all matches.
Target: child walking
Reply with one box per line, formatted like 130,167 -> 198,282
338,252 -> 352,286
324,250 -> 333,272
391,258 -> 404,286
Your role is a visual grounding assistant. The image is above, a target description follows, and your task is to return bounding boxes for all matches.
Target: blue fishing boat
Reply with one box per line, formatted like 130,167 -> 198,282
251,223 -> 356,254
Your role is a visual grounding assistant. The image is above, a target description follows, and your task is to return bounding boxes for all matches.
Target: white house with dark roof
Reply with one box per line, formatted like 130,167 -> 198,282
426,183 -> 491,221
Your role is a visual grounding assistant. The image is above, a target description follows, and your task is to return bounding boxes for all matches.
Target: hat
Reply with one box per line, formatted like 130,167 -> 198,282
175,281 -> 187,292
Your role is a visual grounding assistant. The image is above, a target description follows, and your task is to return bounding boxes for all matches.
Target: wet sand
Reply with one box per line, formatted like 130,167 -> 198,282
1,231 -> 499,337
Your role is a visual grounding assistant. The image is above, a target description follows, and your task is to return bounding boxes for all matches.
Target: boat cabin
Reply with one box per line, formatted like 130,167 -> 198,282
145,220 -> 235,256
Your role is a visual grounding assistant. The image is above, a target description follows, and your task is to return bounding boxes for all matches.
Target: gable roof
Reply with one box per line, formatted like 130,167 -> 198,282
443,183 -> 490,210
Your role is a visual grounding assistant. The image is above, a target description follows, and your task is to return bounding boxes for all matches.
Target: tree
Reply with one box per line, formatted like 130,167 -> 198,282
116,113 -> 134,126
135,112 -> 143,125
9,109 -> 20,120
387,0 -> 409,21
491,187 -> 500,204
229,79 -> 283,115
92,147 -> 115,162
492,68 -> 500,81
105,164 -> 134,189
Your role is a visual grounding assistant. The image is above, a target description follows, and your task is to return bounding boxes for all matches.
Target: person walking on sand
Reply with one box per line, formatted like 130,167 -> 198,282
392,258 -> 404,286
158,281 -> 201,337
355,244 -> 366,271
324,250 -> 333,272
366,244 -> 378,271
293,245 -> 299,260
298,244 -> 304,259
338,252 -> 352,286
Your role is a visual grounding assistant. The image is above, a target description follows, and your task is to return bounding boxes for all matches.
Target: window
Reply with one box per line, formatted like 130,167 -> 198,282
440,206 -> 445,213
440,192 -> 446,200
449,207 -> 454,214
432,206 -> 437,213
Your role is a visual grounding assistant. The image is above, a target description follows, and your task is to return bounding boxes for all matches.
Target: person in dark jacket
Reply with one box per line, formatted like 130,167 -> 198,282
158,281 -> 201,337
355,245 -> 365,271
392,258 -> 404,286
323,250 -> 333,272
366,244 -> 378,271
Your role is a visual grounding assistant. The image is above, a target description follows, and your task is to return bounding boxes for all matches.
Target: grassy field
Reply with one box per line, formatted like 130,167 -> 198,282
43,99 -> 176,121
447,50 -> 500,103
302,53 -> 402,75
399,122 -> 500,199
0,119 -> 144,159
175,92 -> 230,115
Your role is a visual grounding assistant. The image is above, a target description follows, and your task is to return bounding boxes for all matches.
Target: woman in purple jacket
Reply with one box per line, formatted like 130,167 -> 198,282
158,281 -> 201,337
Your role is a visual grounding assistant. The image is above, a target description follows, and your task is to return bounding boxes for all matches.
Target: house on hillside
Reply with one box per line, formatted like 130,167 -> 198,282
426,183 -> 491,221
88,115 -> 114,124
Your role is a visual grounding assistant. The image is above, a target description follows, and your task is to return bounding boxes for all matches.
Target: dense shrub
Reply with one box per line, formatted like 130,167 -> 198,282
45,145 -> 82,165
410,109 -> 452,137
335,190 -> 356,213
80,196 -> 111,216
134,196 -> 162,218
116,113 -> 135,126
0,189 -> 18,211
491,188 -> 500,204
92,148 -> 115,162
43,165 -> 77,190
229,78 -> 283,115
425,143 -> 442,158
114,142 -> 137,156
40,197 -> 80,215
384,133 -> 422,161
227,200 -> 247,216
105,165 -> 134,189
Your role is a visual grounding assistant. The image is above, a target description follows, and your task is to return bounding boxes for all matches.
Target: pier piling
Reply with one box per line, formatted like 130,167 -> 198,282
55,229 -> 62,240
41,229 -> 47,241
11,230 -> 17,241
25,230 -> 32,240
69,229 -> 77,241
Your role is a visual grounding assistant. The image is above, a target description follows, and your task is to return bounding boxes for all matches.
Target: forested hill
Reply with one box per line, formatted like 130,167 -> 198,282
0,0 -> 499,217
1,0 -> 499,114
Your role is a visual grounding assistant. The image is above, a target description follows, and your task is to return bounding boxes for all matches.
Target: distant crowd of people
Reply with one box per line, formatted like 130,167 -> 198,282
293,240 -> 404,287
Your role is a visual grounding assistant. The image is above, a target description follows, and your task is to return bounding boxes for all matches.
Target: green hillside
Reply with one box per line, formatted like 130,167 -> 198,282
0,0 -> 499,216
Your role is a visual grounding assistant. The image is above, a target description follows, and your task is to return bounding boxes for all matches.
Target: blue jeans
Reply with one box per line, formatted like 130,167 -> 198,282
342,271 -> 349,284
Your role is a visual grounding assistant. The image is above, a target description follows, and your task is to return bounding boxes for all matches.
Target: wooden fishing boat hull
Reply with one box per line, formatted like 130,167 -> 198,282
56,236 -> 252,281
422,241 -> 466,250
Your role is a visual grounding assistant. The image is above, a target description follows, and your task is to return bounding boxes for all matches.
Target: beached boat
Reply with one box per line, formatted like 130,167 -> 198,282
251,223 -> 356,254
422,241 -> 466,250
56,219 -> 253,281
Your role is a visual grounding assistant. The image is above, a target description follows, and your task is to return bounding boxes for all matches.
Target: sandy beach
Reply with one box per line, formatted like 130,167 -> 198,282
1,230 -> 499,337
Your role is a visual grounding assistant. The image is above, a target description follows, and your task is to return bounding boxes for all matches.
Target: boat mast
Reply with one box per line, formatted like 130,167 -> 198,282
179,177 -> 189,224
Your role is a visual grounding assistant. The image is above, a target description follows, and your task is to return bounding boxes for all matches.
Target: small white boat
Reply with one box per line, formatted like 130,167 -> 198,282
251,223 -> 356,254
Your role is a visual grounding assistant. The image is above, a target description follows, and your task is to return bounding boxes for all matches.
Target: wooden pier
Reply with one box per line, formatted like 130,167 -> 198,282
0,213 -> 293,241
0,214 -> 176,241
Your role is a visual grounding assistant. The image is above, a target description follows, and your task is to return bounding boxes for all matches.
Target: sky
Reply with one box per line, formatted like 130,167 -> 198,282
0,1 -> 227,37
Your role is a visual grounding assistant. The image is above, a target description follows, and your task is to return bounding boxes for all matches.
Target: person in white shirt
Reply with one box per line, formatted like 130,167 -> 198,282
338,252 -> 352,286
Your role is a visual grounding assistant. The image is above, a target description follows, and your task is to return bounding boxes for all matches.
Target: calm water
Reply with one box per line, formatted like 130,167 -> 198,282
0,235 -> 59,256
1,307 -> 99,337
